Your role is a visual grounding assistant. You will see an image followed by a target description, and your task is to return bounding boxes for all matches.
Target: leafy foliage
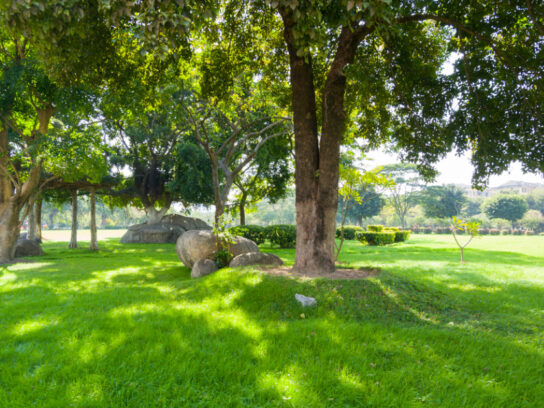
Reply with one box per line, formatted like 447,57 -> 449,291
450,216 -> 481,263
357,230 -> 396,246
335,225 -> 363,240
263,224 -> 296,248
482,194 -> 529,222
229,225 -> 266,245
419,185 -> 467,219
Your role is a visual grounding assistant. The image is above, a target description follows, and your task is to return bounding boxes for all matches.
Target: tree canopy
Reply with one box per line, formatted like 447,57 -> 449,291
483,194 -> 529,223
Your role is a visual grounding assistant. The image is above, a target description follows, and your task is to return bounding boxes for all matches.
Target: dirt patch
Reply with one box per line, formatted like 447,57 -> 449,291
258,265 -> 380,280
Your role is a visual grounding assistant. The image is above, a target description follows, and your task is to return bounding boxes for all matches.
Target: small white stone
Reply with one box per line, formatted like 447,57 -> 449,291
295,294 -> 317,307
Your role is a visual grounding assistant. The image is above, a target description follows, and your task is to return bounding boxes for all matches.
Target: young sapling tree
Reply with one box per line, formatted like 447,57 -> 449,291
450,216 -> 480,263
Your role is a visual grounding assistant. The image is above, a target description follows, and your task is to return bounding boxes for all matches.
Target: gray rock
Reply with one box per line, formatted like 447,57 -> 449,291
162,214 -> 211,233
295,294 -> 317,307
191,258 -> 218,278
14,239 -> 44,258
120,215 -> 211,244
176,230 -> 259,268
120,223 -> 173,244
229,252 -> 284,268
18,233 -> 42,243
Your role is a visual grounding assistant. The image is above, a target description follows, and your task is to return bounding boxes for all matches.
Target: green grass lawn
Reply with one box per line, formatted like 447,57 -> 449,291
1,235 -> 543,407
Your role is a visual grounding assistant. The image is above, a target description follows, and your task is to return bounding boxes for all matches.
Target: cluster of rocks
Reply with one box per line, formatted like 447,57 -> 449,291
176,230 -> 283,278
14,237 -> 43,258
120,214 -> 211,244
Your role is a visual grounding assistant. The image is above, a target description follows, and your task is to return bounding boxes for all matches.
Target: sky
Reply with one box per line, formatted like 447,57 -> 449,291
362,148 -> 544,188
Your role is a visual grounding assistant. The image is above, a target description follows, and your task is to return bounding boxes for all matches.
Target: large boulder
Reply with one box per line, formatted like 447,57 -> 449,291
176,229 -> 259,268
191,258 -> 218,278
120,215 -> 211,244
14,239 -> 44,258
229,252 -> 284,268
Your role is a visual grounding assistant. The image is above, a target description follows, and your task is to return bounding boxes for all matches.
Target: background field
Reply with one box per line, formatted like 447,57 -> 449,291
1,235 -> 543,407
40,229 -> 127,242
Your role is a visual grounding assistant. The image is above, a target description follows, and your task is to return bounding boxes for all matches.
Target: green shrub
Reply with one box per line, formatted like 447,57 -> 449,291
215,249 -> 233,268
423,227 -> 433,234
229,225 -> 265,245
479,228 -> 489,235
336,225 -> 363,240
500,229 -> 511,235
367,225 -> 384,232
489,229 -> 500,235
263,224 -> 296,248
512,229 -> 524,235
525,230 -> 535,236
385,227 -> 400,232
393,230 -> 411,242
433,227 -> 449,234
356,231 -> 395,246
411,227 -> 421,234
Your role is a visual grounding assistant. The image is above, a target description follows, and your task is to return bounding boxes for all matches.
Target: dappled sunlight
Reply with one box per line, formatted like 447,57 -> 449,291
257,364 -> 319,405
10,317 -> 59,336
67,375 -> 105,406
1,238 -> 543,406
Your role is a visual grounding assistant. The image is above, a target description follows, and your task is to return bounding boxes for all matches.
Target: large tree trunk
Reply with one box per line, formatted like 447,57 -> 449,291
0,127 -> 38,262
281,12 -> 333,273
0,106 -> 53,261
280,14 -> 364,274
144,204 -> 169,225
89,188 -> 98,251
35,198 -> 42,240
69,190 -> 78,249
0,201 -> 23,262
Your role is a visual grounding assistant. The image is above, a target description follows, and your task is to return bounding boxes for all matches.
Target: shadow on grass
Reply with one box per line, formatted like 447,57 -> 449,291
2,240 -> 544,406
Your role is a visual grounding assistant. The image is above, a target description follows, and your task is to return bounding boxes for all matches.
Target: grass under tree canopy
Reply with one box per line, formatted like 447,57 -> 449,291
1,235 -> 543,407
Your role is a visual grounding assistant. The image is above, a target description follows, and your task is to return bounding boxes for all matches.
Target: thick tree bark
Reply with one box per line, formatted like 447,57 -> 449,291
279,13 -> 370,274
144,204 -> 169,225
89,188 -> 98,251
0,105 -> 53,261
35,198 -> 42,240
69,190 -> 78,249
0,202 -> 22,262
0,128 -> 40,261
281,12 -> 332,273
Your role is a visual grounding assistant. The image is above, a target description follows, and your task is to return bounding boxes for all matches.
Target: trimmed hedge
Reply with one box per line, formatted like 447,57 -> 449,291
263,224 -> 296,248
229,225 -> 265,245
367,225 -> 384,232
356,231 -> 395,246
386,227 -> 400,232
336,225 -> 364,240
392,230 -> 411,243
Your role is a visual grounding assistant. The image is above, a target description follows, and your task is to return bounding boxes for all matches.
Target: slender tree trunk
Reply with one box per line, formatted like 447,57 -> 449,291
69,190 -> 78,249
27,200 -> 36,240
239,193 -> 247,226
89,188 -> 98,251
35,198 -> 42,240
49,210 -> 56,230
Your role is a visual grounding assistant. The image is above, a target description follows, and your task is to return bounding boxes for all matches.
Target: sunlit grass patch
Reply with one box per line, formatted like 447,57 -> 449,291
0,235 -> 543,407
